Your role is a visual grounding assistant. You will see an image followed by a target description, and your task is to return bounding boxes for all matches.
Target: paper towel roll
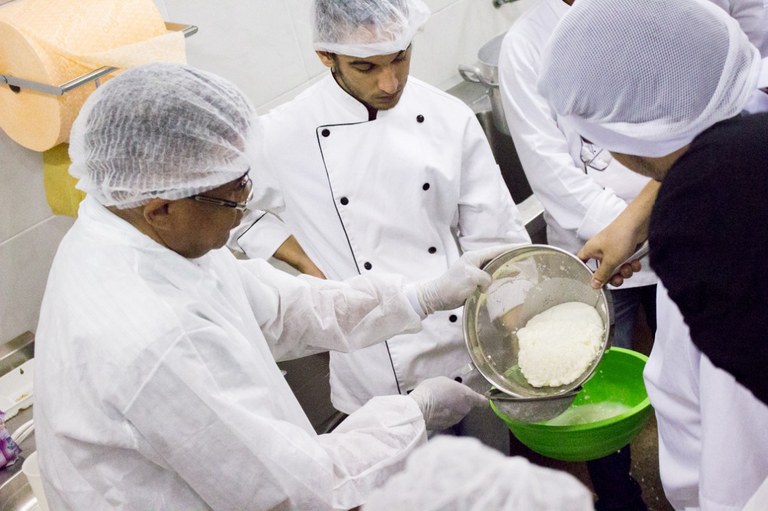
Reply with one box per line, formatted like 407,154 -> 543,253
0,0 -> 186,152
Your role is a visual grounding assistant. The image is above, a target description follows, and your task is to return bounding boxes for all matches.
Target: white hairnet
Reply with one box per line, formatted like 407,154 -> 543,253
538,0 -> 762,157
69,63 -> 258,209
363,437 -> 594,511
312,0 -> 430,58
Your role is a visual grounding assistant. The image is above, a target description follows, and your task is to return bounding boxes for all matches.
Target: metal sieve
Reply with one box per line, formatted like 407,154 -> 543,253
463,245 -> 613,420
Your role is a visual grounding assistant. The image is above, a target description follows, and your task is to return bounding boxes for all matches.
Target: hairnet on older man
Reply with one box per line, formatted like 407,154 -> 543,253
537,0 -> 762,157
68,64 -> 258,208
312,0 -> 430,58
363,437 -> 593,511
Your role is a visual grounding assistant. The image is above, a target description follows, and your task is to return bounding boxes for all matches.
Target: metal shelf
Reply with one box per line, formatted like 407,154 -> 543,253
0,22 -> 197,96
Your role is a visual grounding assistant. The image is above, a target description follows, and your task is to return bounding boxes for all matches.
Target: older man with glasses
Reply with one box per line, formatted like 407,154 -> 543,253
32,62 -> 521,510
191,172 -> 253,212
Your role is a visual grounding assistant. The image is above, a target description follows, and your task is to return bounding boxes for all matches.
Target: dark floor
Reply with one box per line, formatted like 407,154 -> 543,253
508,308 -> 674,511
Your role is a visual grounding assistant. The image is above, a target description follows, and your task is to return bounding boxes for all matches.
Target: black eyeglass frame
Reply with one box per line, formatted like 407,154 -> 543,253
191,173 -> 253,212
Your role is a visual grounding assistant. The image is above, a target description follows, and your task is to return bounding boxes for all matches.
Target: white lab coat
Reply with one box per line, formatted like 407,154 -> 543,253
498,0 -> 657,288
644,285 -> 768,510
231,74 -> 530,413
34,196 -> 430,511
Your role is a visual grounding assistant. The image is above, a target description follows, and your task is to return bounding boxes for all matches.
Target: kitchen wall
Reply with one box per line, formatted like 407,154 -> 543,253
0,0 -> 533,347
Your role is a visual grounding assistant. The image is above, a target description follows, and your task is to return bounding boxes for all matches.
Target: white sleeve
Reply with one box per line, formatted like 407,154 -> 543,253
228,121 -> 293,259
228,210 -> 291,259
456,107 -> 532,251
120,326 -> 426,511
498,31 -> 629,241
317,396 -> 427,507
712,0 -> 768,56
239,259 -> 423,361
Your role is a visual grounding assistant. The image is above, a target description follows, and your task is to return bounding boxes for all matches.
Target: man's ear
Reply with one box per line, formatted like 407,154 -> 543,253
142,199 -> 174,230
316,51 -> 335,69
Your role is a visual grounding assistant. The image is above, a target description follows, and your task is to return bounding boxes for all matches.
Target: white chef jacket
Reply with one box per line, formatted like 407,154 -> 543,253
498,0 -> 657,288
644,285 -> 768,510
231,73 -> 530,413
34,196 -> 430,511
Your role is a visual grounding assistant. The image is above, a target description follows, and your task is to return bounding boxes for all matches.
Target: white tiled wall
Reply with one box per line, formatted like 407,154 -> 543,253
0,0 -> 533,346
0,130 -> 76,344
166,0 -> 533,110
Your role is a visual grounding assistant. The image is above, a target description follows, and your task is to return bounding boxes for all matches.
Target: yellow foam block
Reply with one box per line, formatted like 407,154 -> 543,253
43,143 -> 84,218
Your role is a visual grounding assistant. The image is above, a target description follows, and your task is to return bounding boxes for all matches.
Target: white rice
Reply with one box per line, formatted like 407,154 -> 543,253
517,302 -> 604,387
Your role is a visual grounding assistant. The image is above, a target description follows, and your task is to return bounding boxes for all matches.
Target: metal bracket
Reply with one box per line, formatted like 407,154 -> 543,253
0,22 -> 197,96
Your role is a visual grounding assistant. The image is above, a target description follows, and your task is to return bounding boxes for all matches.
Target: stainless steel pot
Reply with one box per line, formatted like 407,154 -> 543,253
459,32 -> 509,135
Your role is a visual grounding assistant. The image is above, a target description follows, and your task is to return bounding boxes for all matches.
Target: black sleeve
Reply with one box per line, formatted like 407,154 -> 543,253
649,113 -> 768,406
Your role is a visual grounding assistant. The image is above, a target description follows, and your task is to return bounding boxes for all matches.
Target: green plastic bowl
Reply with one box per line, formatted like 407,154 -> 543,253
491,347 -> 653,461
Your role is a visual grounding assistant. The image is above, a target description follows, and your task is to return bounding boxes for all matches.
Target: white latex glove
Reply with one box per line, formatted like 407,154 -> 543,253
409,376 -> 487,431
413,244 -> 526,315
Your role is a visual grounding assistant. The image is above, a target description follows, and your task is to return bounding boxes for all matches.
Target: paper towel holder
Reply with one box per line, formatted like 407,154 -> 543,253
0,22 -> 197,96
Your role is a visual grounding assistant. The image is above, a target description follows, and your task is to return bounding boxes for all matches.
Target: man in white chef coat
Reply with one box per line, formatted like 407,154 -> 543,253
230,0 -> 531,451
33,62 -> 528,511
537,0 -> 768,508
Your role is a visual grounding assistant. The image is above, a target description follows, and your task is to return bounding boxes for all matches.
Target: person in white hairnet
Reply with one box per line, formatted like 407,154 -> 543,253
499,0 -> 659,342
228,0 -> 531,454
363,437 -> 594,511
32,62 -> 521,511
537,0 -> 768,508
498,2 -> 657,505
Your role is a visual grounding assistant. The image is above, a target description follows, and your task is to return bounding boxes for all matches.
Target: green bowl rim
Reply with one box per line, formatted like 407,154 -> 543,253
501,347 -> 652,431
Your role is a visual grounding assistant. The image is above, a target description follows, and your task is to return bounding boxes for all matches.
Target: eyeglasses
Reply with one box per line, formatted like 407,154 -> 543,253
191,173 -> 253,212
579,137 -> 612,172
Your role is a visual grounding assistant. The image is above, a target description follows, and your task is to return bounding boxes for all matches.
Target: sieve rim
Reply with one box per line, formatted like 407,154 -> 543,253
462,244 -> 613,399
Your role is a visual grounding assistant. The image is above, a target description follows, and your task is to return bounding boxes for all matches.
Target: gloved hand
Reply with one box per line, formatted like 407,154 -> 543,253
409,376 -> 487,431
413,244 -> 526,315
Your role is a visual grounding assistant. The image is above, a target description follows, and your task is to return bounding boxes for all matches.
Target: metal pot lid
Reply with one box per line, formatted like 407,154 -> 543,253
478,32 -> 506,68
458,32 -> 506,87
463,245 -> 613,400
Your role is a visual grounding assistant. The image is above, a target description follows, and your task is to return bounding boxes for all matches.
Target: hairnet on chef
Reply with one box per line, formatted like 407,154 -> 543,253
362,437 -> 593,511
69,63 -> 258,209
537,0 -> 762,158
312,0 -> 430,58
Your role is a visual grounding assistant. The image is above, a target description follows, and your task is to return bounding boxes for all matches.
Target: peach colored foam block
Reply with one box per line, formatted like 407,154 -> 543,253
0,0 -> 186,152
